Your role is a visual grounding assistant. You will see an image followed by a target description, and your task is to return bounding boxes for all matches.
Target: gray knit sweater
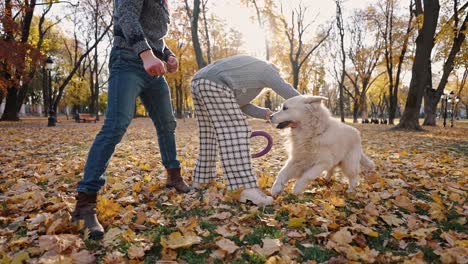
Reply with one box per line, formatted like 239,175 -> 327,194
113,0 -> 174,60
193,55 -> 301,119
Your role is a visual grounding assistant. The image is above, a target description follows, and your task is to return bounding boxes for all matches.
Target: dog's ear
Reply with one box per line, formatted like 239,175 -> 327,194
303,95 -> 329,104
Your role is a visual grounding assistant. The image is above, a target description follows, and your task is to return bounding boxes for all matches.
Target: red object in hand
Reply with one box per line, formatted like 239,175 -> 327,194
250,131 -> 273,158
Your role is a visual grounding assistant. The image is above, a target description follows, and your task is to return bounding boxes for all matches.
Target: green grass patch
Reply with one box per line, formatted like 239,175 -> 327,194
367,228 -> 392,252
16,226 -> 28,237
243,226 -> 282,245
282,193 -> 315,204
227,236 -> 243,247
176,247 -> 208,264
274,210 -> 289,223
116,241 -> 131,255
415,204 -> 429,216
200,220 -> 218,243
143,225 -> 176,261
420,246 -> 440,263
439,208 -> 467,233
411,190 -> 433,202
447,143 -> 468,155
84,239 -> 102,251
261,205 -> 275,215
296,243 -> 336,262
232,251 -> 266,264
200,220 -> 217,232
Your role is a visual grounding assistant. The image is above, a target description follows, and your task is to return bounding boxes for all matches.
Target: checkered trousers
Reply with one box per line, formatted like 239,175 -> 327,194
190,79 -> 258,190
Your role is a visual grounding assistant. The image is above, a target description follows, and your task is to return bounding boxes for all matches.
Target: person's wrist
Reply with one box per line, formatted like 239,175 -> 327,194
139,49 -> 154,61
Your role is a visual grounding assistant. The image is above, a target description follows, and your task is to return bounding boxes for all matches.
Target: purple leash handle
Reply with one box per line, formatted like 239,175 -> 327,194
250,130 -> 273,158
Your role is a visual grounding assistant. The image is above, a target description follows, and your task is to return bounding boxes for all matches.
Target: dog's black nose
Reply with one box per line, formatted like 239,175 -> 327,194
276,121 -> 291,129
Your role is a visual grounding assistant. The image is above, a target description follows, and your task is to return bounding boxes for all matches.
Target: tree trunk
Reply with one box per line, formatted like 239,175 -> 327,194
185,0 -> 206,69
361,94 -> 368,121
251,0 -> 270,60
201,0 -> 212,64
353,99 -> 359,123
292,65 -> 299,90
94,0 -> 100,120
89,66 -> 96,114
0,88 -> 20,121
1,0 -> 37,121
42,68 -> 48,117
389,0 -> 414,125
389,94 -> 397,124
265,92 -> 272,109
422,87 -> 440,125
394,0 -> 440,131
336,0 -> 346,123
175,83 -> 183,118
422,11 -> 468,126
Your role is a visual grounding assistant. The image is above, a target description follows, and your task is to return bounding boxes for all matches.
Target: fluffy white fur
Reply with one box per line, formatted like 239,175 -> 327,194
270,95 -> 375,195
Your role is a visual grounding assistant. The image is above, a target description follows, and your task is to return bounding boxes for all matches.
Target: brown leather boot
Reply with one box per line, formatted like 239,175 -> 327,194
71,192 -> 104,240
166,168 -> 190,193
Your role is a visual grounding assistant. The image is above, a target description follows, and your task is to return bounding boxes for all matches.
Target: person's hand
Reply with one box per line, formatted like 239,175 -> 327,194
167,55 -> 178,73
140,49 -> 166,76
265,110 -> 273,121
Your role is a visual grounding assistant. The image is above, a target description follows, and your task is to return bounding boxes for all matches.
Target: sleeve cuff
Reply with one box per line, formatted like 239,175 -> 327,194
133,40 -> 152,56
164,47 -> 175,59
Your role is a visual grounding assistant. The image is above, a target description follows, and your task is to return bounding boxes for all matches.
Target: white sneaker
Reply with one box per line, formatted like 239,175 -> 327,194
239,188 -> 273,206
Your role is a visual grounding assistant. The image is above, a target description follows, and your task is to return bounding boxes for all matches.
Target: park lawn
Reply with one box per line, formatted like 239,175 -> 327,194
0,117 -> 466,263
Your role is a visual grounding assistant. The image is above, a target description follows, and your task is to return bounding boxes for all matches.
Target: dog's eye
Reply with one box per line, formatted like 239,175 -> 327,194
282,105 -> 288,111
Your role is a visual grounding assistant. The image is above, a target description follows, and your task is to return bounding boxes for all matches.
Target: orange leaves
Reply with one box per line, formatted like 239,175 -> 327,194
393,195 -> 416,212
1,117 -> 467,263
96,196 -> 122,223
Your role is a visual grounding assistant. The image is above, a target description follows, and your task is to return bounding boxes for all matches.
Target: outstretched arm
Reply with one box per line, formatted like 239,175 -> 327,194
262,64 -> 301,99
241,104 -> 272,120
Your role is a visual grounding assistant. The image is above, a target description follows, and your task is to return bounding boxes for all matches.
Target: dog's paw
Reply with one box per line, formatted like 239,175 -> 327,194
271,183 -> 283,196
292,182 -> 306,195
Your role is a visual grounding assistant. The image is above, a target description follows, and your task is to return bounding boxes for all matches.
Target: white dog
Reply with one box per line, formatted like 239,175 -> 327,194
270,95 -> 375,195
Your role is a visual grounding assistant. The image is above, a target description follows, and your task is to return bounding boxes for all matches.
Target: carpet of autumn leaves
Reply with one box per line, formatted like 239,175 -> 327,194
0,117 -> 467,264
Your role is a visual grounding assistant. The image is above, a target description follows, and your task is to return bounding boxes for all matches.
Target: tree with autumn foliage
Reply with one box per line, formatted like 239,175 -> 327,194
1,0 -> 44,121
422,0 -> 468,126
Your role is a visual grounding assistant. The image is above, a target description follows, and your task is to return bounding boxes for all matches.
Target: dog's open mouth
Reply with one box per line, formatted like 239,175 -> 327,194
276,121 -> 292,129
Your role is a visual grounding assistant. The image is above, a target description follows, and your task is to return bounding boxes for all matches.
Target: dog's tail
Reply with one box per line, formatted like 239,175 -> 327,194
360,153 -> 375,170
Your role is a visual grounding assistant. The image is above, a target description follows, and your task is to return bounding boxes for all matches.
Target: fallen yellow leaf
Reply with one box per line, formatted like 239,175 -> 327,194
288,217 -> 305,228
161,232 -> 202,249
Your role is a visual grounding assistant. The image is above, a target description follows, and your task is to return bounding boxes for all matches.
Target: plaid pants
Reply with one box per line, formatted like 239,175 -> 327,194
191,79 -> 258,190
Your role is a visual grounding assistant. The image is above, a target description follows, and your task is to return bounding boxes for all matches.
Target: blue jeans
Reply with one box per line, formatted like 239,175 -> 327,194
77,47 -> 180,193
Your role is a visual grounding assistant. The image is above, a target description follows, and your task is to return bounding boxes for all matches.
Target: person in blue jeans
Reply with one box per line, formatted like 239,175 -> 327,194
72,0 -> 189,240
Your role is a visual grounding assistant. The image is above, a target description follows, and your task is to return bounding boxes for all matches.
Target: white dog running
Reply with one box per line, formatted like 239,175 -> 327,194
270,95 -> 375,195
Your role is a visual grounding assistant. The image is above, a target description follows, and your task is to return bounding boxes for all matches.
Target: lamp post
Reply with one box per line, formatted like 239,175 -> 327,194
45,56 -> 55,127
441,91 -> 454,128
451,95 -> 460,128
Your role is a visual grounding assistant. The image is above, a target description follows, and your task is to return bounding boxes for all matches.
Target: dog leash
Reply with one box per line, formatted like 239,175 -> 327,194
250,131 -> 273,158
